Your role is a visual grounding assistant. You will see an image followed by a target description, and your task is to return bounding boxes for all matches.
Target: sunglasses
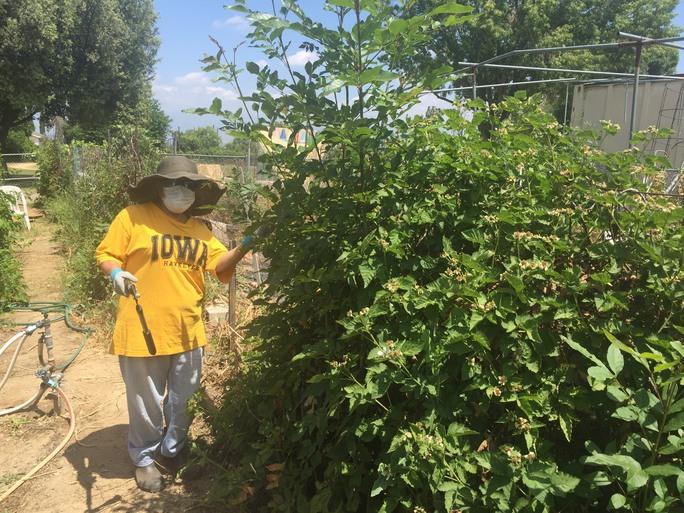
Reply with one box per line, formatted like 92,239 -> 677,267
163,178 -> 204,191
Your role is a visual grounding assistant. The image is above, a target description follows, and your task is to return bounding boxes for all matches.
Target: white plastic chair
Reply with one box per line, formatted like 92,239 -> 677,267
0,185 -> 31,230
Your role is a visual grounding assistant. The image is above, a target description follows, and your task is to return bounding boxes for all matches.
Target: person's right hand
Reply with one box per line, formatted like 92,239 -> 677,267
110,268 -> 138,296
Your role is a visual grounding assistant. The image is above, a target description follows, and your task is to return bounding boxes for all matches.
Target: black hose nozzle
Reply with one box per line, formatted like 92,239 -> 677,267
126,282 -> 157,355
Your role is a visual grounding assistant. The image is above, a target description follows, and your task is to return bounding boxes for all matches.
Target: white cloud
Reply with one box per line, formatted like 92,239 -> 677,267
206,86 -> 238,100
211,15 -> 248,30
174,71 -> 210,87
153,84 -> 178,94
153,73 -> 242,133
255,59 -> 268,68
287,49 -> 318,67
404,93 -> 455,117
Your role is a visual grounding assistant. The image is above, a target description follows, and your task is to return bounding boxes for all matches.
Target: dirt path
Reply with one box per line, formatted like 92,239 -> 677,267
0,218 -> 204,513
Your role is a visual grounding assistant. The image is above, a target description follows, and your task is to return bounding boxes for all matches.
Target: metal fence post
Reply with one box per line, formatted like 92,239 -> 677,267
628,42 -> 643,145
228,239 -> 237,348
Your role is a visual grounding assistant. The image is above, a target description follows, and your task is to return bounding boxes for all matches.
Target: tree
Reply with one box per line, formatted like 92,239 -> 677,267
177,126 -> 223,154
6,121 -> 35,154
137,95 -> 172,148
0,0 -> 159,154
400,0 -> 679,113
0,0 -> 66,155
52,0 -> 159,137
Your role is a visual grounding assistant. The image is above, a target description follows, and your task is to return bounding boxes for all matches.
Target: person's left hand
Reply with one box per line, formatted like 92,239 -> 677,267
241,222 -> 273,248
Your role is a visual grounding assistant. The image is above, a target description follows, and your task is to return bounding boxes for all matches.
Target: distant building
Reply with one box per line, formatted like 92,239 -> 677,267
262,127 -> 321,160
29,132 -> 46,145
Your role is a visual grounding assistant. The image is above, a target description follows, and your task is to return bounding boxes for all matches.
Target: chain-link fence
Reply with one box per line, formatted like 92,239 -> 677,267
1,153 -> 38,186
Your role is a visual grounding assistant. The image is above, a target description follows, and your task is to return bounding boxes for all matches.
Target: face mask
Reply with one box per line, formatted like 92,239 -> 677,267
161,185 -> 195,214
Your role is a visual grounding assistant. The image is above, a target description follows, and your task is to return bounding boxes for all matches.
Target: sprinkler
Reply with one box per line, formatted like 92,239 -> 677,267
126,281 -> 157,355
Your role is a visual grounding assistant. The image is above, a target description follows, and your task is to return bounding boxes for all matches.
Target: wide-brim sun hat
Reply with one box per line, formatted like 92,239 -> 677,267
128,155 -> 226,216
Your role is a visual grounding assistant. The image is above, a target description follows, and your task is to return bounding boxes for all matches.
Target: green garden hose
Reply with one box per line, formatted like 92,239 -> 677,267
1,301 -> 93,372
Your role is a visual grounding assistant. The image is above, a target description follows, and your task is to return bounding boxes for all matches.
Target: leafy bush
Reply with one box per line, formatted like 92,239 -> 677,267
0,192 -> 26,304
5,122 -> 36,154
37,140 -> 71,197
46,128 -> 161,303
200,2 -> 684,512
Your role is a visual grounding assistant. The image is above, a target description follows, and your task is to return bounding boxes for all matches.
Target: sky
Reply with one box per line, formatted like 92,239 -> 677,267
152,0 -> 684,134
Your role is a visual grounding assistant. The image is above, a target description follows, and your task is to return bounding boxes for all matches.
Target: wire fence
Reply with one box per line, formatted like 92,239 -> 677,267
1,152 -> 39,186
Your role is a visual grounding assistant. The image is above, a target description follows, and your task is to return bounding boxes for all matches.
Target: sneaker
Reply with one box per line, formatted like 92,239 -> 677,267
135,462 -> 164,492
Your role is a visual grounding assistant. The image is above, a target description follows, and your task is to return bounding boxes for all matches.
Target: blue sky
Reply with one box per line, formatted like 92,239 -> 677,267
153,1 -> 333,134
153,0 -> 684,133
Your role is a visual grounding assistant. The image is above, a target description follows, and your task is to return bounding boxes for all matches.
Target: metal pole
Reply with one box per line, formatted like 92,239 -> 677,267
564,83 -> 570,125
472,67 -> 477,99
430,77 -> 576,94
457,61 -> 684,81
629,43 -> 643,144
228,239 -> 237,347
247,140 -> 252,180
455,35 -> 684,75
619,31 -> 684,50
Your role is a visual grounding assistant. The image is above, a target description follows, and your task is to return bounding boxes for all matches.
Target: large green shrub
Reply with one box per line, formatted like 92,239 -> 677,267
46,128 -> 161,303
0,192 -> 26,304
37,140 -> 71,197
200,2 -> 684,512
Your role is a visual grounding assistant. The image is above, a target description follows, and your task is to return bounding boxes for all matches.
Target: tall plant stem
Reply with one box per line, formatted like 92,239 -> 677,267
270,0 -> 323,163
209,37 -> 256,126
354,0 -> 365,180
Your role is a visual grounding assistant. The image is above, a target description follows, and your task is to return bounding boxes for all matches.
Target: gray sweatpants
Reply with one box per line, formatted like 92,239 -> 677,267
118,347 -> 203,467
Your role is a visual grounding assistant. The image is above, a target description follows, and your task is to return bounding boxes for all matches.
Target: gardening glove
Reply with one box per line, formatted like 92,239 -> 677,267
110,268 -> 138,297
241,223 -> 273,249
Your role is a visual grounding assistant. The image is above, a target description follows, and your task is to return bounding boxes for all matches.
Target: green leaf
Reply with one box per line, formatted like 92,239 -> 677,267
448,422 -> 478,438
358,263 -> 375,288
610,493 -> 627,509
358,67 -> 399,84
388,18 -> 408,35
585,453 -> 648,490
322,78 -> 346,95
226,4 -> 249,13
328,0 -> 354,7
607,344 -> 624,375
645,464 -> 684,477
429,3 -> 474,16
559,413 -> 573,442
670,397 -> 684,414
399,339 -> 424,356
245,61 -> 260,74
209,97 -> 222,114
588,365 -> 614,382
606,386 -> 629,402
550,471 -> 580,493
663,412 -> 684,432
612,406 -> 639,422
670,340 -> 684,358
563,335 -> 609,369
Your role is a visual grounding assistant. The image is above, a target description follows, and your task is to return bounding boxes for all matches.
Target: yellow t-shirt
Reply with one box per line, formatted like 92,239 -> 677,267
95,202 -> 229,357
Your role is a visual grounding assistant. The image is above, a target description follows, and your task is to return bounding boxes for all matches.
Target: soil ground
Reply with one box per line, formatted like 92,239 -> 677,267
0,216 -> 212,512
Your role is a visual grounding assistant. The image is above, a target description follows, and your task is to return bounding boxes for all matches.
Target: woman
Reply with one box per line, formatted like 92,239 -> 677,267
95,156 -> 252,492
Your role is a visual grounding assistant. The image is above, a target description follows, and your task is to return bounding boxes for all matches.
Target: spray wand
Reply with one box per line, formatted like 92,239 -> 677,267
126,281 -> 157,355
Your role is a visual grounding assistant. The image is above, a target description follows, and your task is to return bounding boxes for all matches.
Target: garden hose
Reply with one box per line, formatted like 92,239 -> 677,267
0,385 -> 75,503
0,331 -> 29,393
1,301 -> 93,372
0,301 -> 92,414
0,385 -> 46,416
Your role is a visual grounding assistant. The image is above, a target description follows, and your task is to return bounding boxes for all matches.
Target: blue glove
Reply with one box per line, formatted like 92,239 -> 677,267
110,268 -> 138,296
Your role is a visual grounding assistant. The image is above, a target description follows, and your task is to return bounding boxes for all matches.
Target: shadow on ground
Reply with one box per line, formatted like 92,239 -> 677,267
64,424 -> 199,513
